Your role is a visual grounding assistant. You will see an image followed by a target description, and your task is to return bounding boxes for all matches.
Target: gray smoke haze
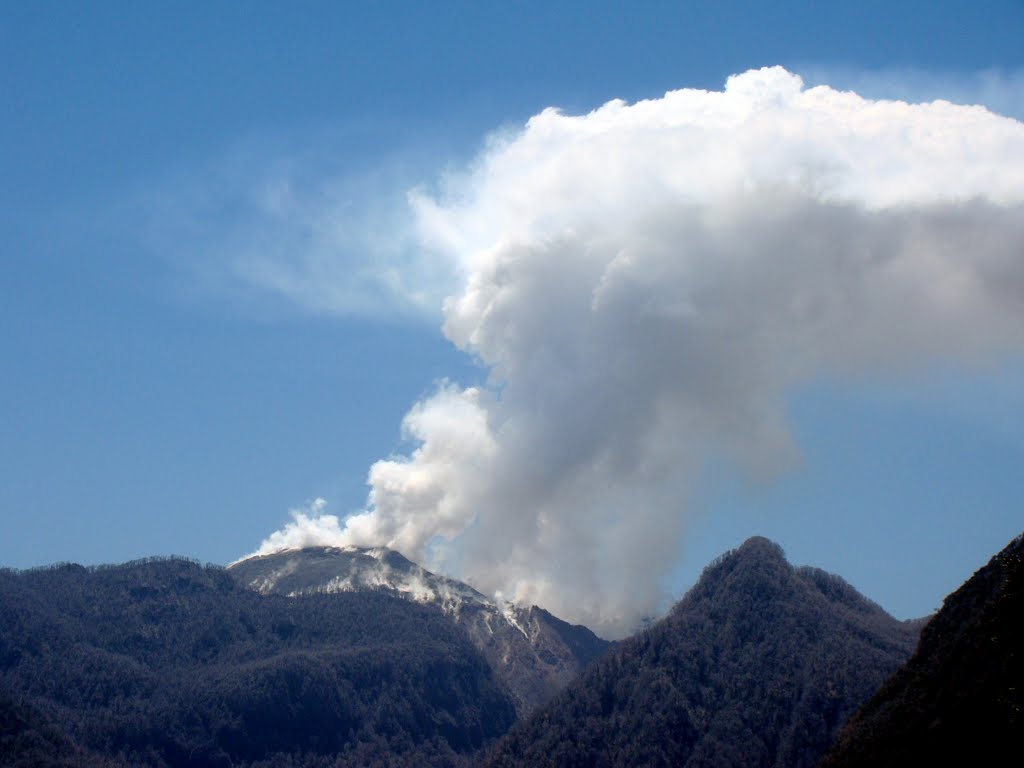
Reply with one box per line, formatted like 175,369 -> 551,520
245,67 -> 1024,637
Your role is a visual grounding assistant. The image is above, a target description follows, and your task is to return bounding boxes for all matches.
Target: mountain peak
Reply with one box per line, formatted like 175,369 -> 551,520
690,536 -> 790,590
486,540 -> 920,768
227,545 -> 613,716
679,536 -> 904,631
736,535 -> 787,559
228,545 -> 492,614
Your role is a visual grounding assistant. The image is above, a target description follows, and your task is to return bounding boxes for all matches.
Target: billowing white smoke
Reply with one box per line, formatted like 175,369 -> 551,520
246,67 -> 1024,636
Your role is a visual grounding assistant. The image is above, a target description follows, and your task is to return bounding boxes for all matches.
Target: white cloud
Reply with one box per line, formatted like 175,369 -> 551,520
799,66 -> 1024,121
246,67 -> 1024,636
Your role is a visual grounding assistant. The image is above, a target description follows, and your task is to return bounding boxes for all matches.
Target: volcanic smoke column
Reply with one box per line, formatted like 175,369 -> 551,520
251,67 -> 1024,637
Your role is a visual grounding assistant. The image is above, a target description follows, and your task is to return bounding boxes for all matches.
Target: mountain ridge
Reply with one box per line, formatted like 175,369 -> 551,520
483,535 -> 920,768
0,556 -> 518,767
820,531 -> 1023,767
227,546 -> 614,716
1,536 -> 946,767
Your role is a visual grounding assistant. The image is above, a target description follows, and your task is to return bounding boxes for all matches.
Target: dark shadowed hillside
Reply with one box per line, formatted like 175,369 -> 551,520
0,557 -> 516,768
0,692 -> 114,768
821,532 -> 1023,768
483,537 -> 920,768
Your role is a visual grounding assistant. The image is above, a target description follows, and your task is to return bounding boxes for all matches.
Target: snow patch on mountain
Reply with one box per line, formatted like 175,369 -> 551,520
235,545 -> 509,623
227,545 -> 615,716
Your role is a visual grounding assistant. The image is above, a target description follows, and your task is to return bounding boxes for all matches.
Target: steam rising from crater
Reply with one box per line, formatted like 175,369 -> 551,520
245,67 -> 1024,636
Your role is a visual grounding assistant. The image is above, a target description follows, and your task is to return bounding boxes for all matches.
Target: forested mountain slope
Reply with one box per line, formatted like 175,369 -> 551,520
1,537 -> 947,768
484,537 -> 920,768
820,532 -> 1023,768
0,557 -> 516,768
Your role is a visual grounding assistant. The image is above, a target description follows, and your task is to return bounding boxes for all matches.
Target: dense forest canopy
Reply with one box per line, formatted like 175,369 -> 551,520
483,538 -> 920,768
821,533 -> 1023,767
0,557 -> 515,768
6,534 -> 1019,768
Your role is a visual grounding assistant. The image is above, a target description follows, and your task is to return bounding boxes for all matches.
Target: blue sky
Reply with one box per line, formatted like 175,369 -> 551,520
2,1 -> 1023,626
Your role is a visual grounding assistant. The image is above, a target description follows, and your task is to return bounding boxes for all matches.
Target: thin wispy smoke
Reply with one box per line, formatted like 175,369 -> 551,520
244,67 -> 1024,636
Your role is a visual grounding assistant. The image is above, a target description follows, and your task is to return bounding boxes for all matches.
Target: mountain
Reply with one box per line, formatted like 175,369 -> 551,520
483,537 -> 921,768
228,546 -> 613,716
1,539 -> 938,768
0,557 -> 516,768
820,532 -> 1023,768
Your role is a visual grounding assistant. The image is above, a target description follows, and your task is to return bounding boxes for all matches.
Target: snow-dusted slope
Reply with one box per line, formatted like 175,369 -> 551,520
231,546 -> 490,612
228,546 -> 612,715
